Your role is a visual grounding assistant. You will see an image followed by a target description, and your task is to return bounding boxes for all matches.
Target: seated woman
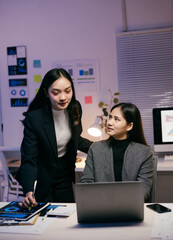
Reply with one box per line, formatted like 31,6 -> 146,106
80,102 -> 153,202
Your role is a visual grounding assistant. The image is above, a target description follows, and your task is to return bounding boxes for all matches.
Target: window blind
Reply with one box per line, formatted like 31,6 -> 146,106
116,28 -> 173,149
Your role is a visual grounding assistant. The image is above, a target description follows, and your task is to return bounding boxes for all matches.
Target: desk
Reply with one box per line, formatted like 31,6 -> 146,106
0,146 -> 21,174
75,151 -> 87,183
156,159 -> 173,202
0,146 -> 20,160
0,203 -> 172,240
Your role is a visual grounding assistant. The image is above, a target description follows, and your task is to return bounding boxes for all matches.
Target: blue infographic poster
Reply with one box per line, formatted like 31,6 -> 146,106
7,46 -> 27,75
7,46 -> 28,107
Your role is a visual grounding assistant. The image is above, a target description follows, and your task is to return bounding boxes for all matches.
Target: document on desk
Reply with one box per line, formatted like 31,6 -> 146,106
0,215 -> 55,235
47,205 -> 76,217
151,206 -> 173,240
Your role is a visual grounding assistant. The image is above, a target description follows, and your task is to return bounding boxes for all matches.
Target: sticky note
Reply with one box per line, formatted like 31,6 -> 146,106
85,96 -> 92,104
33,60 -> 41,68
34,75 -> 42,82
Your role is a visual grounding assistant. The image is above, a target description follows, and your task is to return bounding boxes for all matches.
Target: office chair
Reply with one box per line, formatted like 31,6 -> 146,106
150,155 -> 158,203
0,151 -> 24,202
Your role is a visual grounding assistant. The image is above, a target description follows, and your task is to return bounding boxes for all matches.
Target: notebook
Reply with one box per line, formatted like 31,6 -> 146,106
74,181 -> 144,223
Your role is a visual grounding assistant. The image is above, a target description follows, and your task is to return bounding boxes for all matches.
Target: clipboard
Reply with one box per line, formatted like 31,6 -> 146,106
0,201 -> 50,221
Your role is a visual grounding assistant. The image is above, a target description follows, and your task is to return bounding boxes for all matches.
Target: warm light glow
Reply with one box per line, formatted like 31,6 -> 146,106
88,116 -> 102,137
88,127 -> 102,137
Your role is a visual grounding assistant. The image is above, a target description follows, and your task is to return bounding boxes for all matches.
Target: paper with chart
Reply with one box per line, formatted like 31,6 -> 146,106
52,59 -> 99,92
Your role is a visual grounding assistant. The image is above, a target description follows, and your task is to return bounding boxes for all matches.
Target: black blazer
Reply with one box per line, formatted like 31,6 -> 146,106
17,101 -> 92,201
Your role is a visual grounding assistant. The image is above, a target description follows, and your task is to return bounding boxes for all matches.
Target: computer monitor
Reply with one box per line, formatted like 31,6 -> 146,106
153,107 -> 173,153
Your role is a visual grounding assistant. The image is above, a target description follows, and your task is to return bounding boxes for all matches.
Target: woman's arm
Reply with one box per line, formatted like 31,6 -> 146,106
73,100 -> 93,153
78,136 -> 93,153
137,152 -> 153,202
80,146 -> 95,183
18,113 -> 38,195
123,143 -> 154,202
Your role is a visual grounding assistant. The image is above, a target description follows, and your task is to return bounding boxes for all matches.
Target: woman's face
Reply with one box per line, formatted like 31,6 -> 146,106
48,76 -> 73,110
107,107 -> 133,140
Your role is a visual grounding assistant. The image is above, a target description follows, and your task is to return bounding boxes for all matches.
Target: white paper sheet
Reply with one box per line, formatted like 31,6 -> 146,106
151,207 -> 173,240
0,216 -> 55,235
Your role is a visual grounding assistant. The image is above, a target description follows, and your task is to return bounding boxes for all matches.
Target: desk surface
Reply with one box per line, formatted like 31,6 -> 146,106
157,159 -> 173,171
76,154 -> 173,172
0,203 -> 172,240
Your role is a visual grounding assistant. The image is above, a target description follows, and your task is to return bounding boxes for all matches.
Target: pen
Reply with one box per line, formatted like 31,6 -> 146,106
28,192 -> 34,211
31,212 -> 40,224
28,181 -> 37,211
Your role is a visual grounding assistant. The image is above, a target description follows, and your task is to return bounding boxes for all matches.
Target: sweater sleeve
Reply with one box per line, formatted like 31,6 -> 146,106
122,143 -> 153,202
137,151 -> 153,202
17,113 -> 38,194
80,144 -> 95,183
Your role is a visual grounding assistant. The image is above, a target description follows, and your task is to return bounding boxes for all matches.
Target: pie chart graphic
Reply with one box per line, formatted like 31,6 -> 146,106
4,207 -> 20,212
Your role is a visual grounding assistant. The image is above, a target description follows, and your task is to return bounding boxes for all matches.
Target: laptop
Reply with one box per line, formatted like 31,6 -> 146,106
74,181 -> 144,223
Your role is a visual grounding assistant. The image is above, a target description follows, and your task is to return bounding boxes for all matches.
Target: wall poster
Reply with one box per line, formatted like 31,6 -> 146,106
7,46 -> 28,107
7,46 -> 27,75
51,59 -> 99,92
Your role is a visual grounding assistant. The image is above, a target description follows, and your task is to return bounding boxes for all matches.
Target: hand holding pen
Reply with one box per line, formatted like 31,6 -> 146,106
18,181 -> 37,210
18,191 -> 37,210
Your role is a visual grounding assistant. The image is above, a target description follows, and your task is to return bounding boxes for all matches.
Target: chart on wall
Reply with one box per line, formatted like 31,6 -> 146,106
7,46 -> 28,107
7,46 -> 27,75
52,59 -> 99,92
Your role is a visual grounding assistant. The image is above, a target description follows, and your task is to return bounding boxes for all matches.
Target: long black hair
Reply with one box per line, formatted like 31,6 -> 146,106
23,68 -> 80,123
110,102 -> 148,146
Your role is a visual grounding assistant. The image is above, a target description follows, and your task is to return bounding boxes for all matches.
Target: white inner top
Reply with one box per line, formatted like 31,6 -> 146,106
52,109 -> 71,157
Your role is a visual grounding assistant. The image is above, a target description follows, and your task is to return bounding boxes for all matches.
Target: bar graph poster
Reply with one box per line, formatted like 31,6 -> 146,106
9,78 -> 28,107
51,59 -> 99,92
7,46 -> 27,75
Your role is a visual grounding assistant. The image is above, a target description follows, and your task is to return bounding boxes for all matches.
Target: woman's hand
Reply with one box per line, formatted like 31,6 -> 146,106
19,192 -> 37,209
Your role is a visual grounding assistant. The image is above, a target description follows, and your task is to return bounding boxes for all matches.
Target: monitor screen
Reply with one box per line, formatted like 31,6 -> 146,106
153,107 -> 173,153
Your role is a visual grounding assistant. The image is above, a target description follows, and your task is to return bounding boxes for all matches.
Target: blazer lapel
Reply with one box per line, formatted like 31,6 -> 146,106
42,105 -> 58,159
68,110 -> 78,150
106,146 -> 115,180
99,142 -> 115,181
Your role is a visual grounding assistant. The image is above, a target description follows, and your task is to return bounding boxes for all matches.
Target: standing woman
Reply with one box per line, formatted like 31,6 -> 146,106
80,103 -> 153,202
17,68 -> 92,208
